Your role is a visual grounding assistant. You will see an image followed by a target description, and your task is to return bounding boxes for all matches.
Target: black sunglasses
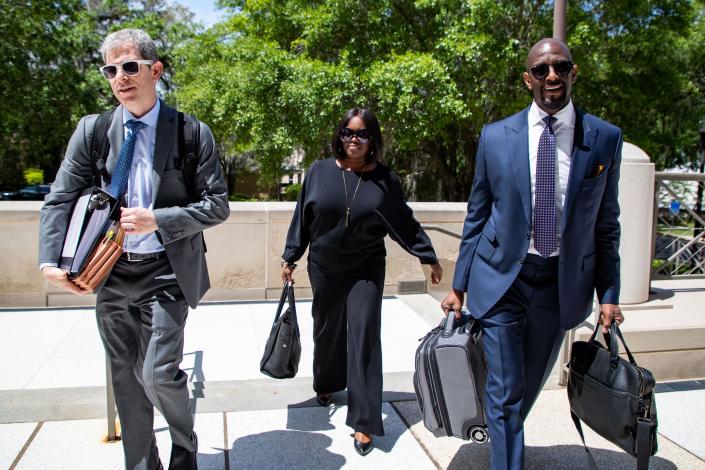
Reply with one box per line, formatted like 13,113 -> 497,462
340,127 -> 371,144
99,59 -> 154,80
529,60 -> 573,80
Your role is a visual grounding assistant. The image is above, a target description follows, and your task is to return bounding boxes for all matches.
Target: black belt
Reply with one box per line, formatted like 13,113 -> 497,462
121,251 -> 166,262
524,253 -> 559,266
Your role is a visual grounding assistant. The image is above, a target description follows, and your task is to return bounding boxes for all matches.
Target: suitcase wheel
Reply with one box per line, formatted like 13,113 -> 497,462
469,426 -> 489,444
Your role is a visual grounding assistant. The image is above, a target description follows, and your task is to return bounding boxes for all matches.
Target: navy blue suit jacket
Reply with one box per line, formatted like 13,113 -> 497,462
452,106 -> 622,330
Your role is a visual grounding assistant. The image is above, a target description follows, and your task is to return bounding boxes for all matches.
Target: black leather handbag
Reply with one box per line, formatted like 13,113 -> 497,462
567,322 -> 658,470
260,282 -> 302,379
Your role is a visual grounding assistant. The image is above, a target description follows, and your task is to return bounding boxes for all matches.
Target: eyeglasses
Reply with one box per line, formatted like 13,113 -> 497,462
99,60 -> 154,79
340,127 -> 371,144
529,60 -> 573,80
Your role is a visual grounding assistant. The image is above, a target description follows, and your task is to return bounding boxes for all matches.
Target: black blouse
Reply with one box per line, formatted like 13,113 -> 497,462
282,157 -> 438,266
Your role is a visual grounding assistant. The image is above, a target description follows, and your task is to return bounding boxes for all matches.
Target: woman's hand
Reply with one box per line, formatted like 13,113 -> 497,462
281,263 -> 296,284
430,262 -> 443,286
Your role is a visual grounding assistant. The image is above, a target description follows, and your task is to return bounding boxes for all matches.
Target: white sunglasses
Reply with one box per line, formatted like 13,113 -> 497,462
99,60 -> 154,79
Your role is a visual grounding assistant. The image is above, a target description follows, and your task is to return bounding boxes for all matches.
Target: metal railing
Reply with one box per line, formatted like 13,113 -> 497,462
651,172 -> 705,279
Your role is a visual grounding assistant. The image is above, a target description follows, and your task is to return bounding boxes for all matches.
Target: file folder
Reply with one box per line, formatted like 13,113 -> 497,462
59,187 -> 120,277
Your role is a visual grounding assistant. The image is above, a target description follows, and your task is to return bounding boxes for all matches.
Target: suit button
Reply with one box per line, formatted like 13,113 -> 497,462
526,233 -> 531,240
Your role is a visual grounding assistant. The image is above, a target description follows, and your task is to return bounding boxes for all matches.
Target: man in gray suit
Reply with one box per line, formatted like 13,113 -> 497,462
39,29 -> 230,470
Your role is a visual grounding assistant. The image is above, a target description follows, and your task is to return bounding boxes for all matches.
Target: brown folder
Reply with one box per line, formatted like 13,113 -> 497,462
74,223 -> 125,292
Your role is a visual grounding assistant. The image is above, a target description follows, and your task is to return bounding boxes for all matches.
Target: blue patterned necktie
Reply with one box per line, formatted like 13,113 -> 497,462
108,119 -> 146,198
534,115 -> 557,257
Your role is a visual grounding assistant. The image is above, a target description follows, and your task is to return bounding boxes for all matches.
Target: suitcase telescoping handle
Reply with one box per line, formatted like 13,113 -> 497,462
443,310 -> 457,334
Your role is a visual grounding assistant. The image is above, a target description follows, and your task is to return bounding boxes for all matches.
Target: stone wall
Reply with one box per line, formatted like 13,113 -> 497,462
0,201 -> 465,307
0,146 -> 654,308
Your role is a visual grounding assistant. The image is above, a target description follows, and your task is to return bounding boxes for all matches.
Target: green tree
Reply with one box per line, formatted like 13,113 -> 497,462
569,0 -> 705,170
0,0 -> 88,189
0,0 -> 197,189
174,0 -> 703,200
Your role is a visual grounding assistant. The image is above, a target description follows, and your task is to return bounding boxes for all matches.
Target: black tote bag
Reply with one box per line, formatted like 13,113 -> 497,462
567,322 -> 658,470
260,282 -> 302,379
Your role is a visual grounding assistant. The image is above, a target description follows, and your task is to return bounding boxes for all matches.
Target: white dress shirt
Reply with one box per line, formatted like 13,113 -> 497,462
527,99 -> 575,257
122,101 -> 164,254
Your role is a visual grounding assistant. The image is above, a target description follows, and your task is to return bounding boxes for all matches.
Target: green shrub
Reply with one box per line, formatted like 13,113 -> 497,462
283,183 -> 302,201
228,193 -> 258,201
24,168 -> 44,185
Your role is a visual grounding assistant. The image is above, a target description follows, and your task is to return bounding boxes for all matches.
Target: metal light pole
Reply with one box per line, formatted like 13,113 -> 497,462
553,0 -> 568,42
695,124 -> 705,237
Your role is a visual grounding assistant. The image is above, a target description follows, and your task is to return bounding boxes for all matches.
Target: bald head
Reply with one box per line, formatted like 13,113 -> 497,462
523,38 -> 577,114
526,38 -> 572,69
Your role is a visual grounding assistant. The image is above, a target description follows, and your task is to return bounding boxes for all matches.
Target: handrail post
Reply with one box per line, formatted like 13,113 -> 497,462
105,355 -> 119,442
558,327 -> 575,386
651,179 -> 661,283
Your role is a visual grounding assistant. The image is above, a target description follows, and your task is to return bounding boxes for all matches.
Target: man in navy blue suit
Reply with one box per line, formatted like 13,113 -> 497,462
442,38 -> 625,470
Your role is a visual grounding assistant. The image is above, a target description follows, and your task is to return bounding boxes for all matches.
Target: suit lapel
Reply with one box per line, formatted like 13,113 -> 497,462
562,109 -> 598,231
507,108 -> 531,228
151,101 -> 177,206
106,105 -> 124,181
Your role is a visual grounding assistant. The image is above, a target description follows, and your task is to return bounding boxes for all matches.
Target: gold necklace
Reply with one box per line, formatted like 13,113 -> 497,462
341,165 -> 365,228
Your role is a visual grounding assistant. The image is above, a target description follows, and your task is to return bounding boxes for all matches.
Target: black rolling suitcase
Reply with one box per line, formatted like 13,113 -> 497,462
413,311 -> 489,443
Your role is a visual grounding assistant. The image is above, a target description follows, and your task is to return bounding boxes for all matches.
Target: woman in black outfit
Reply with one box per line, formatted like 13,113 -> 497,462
281,108 -> 443,456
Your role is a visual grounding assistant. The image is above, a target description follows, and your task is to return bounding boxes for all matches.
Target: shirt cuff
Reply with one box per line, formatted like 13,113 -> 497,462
39,263 -> 58,271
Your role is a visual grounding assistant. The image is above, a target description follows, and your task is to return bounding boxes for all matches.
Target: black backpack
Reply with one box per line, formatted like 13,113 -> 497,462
89,107 -> 200,200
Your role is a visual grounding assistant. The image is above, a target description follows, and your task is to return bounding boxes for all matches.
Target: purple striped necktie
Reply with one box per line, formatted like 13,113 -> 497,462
534,115 -> 557,257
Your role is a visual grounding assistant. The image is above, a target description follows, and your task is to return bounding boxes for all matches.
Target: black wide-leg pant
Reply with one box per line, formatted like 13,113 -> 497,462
307,256 -> 386,436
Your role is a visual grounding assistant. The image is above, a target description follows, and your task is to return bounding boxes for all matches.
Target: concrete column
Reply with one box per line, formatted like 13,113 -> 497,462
618,142 -> 655,304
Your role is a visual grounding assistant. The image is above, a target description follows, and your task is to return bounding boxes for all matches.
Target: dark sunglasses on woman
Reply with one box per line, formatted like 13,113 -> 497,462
341,127 -> 371,144
529,60 -> 573,80
99,59 -> 154,80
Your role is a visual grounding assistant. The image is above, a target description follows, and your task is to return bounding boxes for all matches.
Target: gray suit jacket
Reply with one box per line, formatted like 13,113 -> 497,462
39,100 -> 230,307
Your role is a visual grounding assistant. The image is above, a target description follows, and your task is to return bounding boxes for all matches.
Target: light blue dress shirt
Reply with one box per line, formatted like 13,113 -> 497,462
122,101 -> 164,254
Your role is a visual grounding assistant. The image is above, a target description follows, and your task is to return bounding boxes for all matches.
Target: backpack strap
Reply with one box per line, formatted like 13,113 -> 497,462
90,108 -> 116,186
177,112 -> 201,201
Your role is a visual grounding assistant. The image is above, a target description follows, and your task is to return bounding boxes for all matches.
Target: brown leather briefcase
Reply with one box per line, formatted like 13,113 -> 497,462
74,222 -> 125,291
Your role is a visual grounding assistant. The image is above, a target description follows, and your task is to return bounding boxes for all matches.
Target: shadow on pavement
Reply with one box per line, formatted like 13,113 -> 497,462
229,429 -> 346,469
447,442 -> 677,470
285,391 -> 418,454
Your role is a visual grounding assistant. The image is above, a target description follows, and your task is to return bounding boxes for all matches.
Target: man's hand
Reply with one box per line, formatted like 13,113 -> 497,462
429,263 -> 443,286
120,207 -> 158,235
440,288 -> 465,320
42,267 -> 92,295
599,303 -> 624,333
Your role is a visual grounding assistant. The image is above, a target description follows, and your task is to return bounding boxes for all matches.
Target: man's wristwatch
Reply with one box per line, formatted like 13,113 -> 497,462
281,261 -> 297,269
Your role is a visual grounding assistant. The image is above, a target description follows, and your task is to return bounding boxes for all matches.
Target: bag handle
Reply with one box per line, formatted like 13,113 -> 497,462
588,322 -> 637,366
272,282 -> 291,324
443,310 -> 456,333
286,281 -> 298,327
272,282 -> 299,328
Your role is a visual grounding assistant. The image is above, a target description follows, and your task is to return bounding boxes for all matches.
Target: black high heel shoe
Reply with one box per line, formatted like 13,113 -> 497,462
353,432 -> 373,456
315,394 -> 333,407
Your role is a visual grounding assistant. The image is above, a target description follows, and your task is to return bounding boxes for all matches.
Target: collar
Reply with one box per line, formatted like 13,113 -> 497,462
528,99 -> 575,129
122,99 -> 160,128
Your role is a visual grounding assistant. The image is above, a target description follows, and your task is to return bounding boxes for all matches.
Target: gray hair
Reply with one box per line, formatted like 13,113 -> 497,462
100,29 -> 159,63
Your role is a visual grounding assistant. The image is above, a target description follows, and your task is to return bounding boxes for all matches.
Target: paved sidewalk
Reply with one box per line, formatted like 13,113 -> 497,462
1,296 -> 704,469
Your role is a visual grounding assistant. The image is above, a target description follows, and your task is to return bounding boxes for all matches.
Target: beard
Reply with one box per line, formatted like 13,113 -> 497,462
539,89 -> 569,112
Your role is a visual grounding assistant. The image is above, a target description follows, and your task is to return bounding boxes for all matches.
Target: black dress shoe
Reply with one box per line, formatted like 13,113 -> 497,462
168,432 -> 198,470
353,434 -> 373,456
315,394 -> 333,407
